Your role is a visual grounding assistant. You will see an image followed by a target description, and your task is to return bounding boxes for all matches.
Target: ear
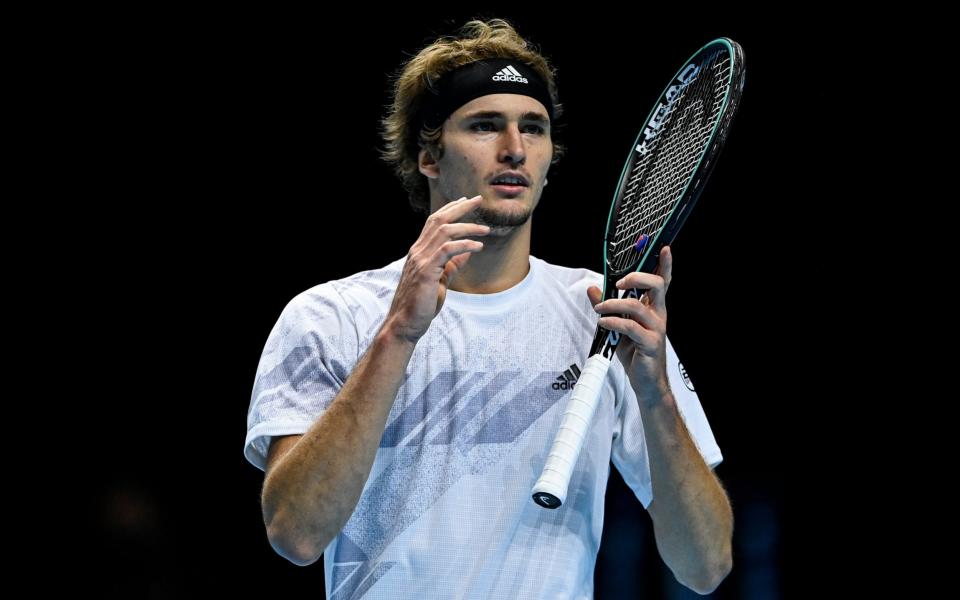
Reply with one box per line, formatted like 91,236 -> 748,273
418,147 -> 439,179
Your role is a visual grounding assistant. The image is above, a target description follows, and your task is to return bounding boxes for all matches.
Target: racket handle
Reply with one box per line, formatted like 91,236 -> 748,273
532,353 -> 612,508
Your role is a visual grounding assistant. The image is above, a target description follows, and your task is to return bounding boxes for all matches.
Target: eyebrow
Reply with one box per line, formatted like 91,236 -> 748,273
462,110 -> 550,125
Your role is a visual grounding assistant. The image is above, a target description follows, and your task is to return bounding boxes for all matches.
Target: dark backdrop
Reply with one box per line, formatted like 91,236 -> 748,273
75,8 -> 852,598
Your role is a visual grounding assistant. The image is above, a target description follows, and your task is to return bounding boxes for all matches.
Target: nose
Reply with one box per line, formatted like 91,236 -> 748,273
498,124 -> 526,166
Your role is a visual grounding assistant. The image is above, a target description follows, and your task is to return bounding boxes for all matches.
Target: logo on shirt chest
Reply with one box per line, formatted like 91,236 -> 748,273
551,363 -> 582,390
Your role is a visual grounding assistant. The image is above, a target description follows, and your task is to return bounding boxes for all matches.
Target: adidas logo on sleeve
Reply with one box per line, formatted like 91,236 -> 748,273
552,364 -> 581,390
492,65 -> 528,84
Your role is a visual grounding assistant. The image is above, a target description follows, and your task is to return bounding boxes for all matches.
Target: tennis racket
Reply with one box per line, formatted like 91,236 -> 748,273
532,38 -> 745,509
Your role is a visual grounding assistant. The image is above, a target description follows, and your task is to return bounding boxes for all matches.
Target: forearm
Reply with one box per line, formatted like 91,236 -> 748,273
262,323 -> 416,564
642,389 -> 733,594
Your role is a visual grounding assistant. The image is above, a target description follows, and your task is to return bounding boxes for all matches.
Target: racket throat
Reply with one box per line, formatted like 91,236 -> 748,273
590,328 -> 620,359
590,285 -> 643,359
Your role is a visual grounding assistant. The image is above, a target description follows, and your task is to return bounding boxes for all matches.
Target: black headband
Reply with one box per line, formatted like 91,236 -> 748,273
418,58 -> 554,132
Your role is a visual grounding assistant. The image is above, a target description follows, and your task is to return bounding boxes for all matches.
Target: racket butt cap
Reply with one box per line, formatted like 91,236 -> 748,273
532,492 -> 562,509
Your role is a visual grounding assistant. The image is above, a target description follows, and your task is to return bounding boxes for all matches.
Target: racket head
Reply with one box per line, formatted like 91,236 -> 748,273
602,37 -> 745,288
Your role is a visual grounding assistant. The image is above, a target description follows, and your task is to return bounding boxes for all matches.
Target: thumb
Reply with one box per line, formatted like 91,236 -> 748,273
440,252 -> 472,289
437,253 -> 472,315
586,285 -> 603,307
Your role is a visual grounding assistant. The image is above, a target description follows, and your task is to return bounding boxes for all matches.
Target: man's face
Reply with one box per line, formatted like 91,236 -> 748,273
420,93 -> 552,231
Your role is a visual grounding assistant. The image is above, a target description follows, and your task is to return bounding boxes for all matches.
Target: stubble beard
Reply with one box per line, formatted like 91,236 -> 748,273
472,201 -> 533,235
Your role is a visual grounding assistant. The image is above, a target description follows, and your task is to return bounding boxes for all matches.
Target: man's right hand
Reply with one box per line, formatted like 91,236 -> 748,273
385,195 -> 489,344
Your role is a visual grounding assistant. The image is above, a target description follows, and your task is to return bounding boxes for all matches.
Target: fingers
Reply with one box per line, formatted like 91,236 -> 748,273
423,196 -> 486,245
433,221 -> 491,243
594,297 -> 661,330
657,246 -> 672,292
429,220 -> 488,269
645,245 -> 671,310
587,286 -> 603,307
613,273 -> 663,296
589,282 -> 661,340
392,197 -> 490,341
413,195 -> 489,270
596,314 -> 658,347
436,238 -> 485,268
433,195 -> 484,222
432,196 -> 487,239
614,247 -> 671,312
440,251 -> 473,288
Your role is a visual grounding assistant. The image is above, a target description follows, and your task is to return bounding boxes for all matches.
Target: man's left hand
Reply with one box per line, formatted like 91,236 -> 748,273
586,245 -> 673,406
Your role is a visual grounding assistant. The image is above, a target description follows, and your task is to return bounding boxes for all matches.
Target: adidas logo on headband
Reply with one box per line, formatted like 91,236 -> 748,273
419,59 -> 552,130
492,65 -> 528,84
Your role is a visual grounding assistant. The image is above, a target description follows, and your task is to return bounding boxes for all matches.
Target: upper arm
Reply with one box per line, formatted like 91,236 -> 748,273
266,434 -> 303,475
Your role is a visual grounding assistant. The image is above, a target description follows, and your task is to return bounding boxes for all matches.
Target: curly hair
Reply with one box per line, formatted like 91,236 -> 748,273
380,18 -> 564,214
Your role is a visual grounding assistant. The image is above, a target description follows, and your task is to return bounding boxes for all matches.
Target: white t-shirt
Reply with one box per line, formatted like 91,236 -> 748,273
245,255 -> 722,600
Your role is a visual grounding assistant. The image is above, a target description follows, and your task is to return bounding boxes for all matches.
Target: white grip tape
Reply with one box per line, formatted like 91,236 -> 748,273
532,353 -> 612,506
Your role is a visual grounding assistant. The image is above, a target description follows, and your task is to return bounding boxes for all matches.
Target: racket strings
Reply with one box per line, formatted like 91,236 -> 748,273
608,51 -> 733,273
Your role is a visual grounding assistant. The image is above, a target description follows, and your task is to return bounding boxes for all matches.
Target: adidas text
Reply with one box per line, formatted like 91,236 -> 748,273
552,364 -> 581,390
493,73 -> 528,83
492,66 -> 528,84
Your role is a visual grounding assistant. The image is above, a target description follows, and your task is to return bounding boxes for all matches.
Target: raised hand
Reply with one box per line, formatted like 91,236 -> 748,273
385,195 -> 489,343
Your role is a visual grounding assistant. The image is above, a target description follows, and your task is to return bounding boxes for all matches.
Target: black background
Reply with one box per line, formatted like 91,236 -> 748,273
67,7 -> 859,598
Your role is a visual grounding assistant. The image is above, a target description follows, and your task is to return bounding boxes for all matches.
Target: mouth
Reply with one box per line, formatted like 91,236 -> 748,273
490,184 -> 527,196
489,172 -> 530,197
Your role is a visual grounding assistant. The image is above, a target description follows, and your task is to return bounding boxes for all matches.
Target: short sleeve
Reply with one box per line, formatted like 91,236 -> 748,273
244,284 -> 359,471
610,337 -> 723,508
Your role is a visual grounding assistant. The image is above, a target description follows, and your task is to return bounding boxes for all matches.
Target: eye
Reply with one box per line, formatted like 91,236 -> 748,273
470,121 -> 496,132
522,124 -> 546,134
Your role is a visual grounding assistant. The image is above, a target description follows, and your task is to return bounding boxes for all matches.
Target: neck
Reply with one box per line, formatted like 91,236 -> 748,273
448,220 -> 531,294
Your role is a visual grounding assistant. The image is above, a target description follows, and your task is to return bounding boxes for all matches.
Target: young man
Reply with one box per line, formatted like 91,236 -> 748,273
246,19 -> 732,598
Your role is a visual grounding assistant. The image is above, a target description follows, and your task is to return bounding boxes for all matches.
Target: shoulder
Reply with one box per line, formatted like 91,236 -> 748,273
274,257 -> 406,335
531,256 -> 602,304
531,256 -> 601,285
289,257 -> 406,313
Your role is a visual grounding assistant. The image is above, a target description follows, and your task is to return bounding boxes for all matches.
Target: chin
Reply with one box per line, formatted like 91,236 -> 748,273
474,202 -> 533,229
